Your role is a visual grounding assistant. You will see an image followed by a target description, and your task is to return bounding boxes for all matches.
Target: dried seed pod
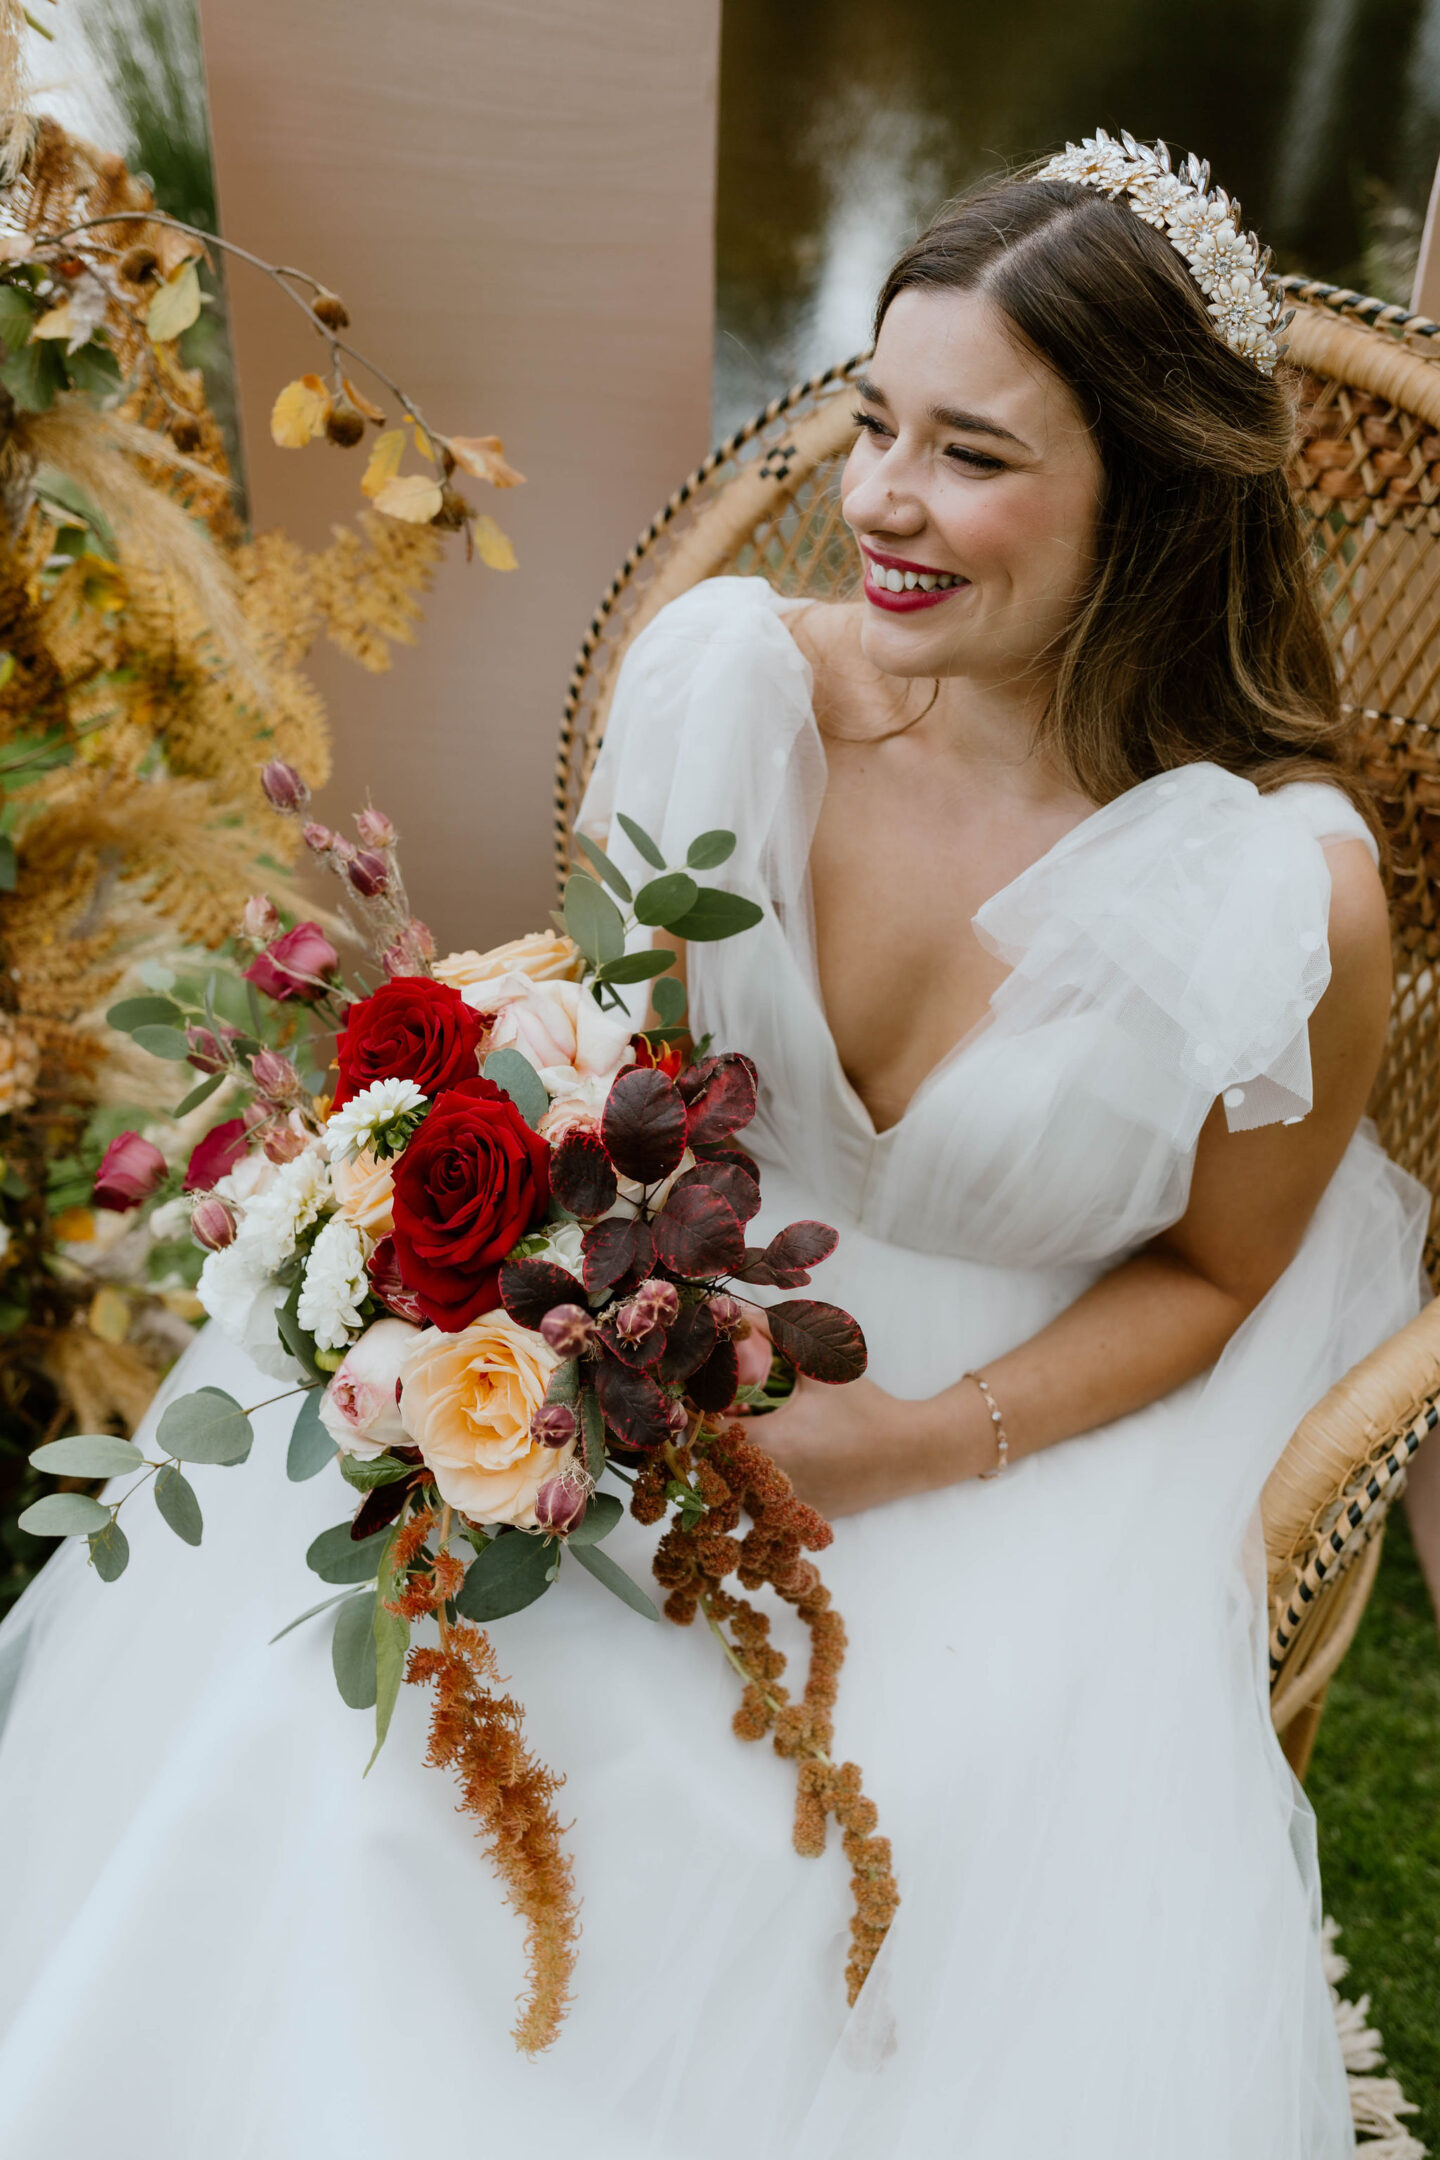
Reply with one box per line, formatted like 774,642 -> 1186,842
119,245 -> 159,284
431,484 -> 473,532
312,291 -> 350,329
260,759 -> 308,814
324,399 -> 365,448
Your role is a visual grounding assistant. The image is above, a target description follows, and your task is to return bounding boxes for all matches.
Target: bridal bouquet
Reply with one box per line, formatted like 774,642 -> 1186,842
21,765 -> 896,2050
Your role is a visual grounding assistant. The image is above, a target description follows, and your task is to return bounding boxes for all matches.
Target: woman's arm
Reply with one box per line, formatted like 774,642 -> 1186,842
754,839 -> 1394,1518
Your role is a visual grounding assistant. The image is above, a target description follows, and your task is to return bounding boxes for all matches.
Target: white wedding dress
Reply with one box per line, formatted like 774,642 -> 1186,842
0,576 -> 1426,2158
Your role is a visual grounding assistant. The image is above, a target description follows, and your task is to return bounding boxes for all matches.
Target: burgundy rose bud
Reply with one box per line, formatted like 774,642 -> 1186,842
539,1303 -> 593,1357
260,759 -> 309,814
531,1402 -> 579,1450
302,821 -> 336,854
346,849 -> 391,899
633,1277 -> 680,1328
534,1474 -> 589,1536
249,1047 -> 301,1100
366,1235 -> 429,1324
183,1115 -> 248,1193
243,922 -> 339,1004
184,1023 -> 229,1075
355,806 -> 396,849
708,1292 -> 745,1337
380,919 -> 436,979
190,1193 -> 237,1251
262,1119 -> 308,1165
240,893 -> 281,944
93,1130 -> 168,1212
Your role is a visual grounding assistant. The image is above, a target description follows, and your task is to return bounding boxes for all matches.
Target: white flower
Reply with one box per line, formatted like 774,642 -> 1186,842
196,1241 -> 301,1381
296,1214 -> 370,1353
325,1077 -> 427,1165
235,1147 -> 331,1272
148,1196 -> 193,1241
515,1218 -> 586,1280
1125,170 -> 1189,228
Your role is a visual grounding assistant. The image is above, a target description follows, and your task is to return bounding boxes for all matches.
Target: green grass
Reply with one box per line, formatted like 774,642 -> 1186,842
1309,1506 -> 1440,2147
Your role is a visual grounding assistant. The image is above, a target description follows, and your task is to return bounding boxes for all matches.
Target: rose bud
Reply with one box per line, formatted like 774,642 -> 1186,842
365,1234 -> 428,1324
707,1292 -> 746,1337
355,806 -> 396,849
531,1401 -> 579,1450
312,290 -> 350,330
244,921 -> 339,1004
190,1193 -> 236,1251
302,822 -> 336,855
346,849 -> 391,899
633,1277 -> 680,1328
250,1047 -> 302,1101
380,919 -> 437,978
262,1118 -> 307,1164
539,1303 -> 593,1357
260,759 -> 309,814
534,1474 -> 589,1537
93,1130 -> 168,1212
185,1023 -> 229,1075
240,892 -> 281,943
318,1316 -> 416,1460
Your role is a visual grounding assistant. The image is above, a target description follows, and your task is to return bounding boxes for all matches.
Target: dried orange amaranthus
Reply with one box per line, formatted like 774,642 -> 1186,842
636,1422 -> 899,2004
392,1505 -> 580,2055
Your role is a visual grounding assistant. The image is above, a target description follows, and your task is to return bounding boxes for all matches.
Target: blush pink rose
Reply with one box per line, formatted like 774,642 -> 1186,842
319,1317 -> 418,1460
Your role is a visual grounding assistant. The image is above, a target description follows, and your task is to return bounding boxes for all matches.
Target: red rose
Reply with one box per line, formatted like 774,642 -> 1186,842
183,1116 -> 249,1193
243,921 -> 339,1004
332,974 -> 487,1113
93,1131 -> 167,1211
390,1077 -> 550,1330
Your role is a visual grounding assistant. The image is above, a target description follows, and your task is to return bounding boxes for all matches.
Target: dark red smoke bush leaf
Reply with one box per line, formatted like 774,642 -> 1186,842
601,1066 -> 688,1185
685,1334 -> 739,1413
679,1053 -> 757,1150
656,1299 -> 718,1384
651,1183 -> 744,1278
734,1220 -> 839,1288
582,1217 -> 654,1298
675,1158 -> 760,1224
499,1256 -> 586,1332
548,1131 -> 618,1221
594,1356 -> 672,1452
765,1300 -> 868,1385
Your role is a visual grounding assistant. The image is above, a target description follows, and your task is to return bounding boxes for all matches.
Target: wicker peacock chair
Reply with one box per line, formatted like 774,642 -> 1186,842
555,278 -> 1440,1777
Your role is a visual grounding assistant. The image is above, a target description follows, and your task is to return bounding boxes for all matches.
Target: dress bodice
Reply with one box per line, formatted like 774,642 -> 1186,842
579,577 -> 1379,1271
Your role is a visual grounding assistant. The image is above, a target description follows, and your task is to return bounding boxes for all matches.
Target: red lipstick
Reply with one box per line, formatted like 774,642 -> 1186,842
861,545 -> 969,614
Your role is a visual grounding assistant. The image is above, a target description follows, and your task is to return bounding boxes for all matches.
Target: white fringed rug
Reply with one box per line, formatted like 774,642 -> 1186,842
1326,1918 -> 1428,2156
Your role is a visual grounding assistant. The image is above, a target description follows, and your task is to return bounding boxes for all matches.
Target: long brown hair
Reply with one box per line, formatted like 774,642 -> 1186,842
876,174 -> 1382,851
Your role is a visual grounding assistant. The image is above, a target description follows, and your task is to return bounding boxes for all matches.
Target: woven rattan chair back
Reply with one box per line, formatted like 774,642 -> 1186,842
555,282 -> 1440,1752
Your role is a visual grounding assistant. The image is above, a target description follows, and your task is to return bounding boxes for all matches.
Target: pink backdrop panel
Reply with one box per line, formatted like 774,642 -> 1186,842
197,0 -> 720,947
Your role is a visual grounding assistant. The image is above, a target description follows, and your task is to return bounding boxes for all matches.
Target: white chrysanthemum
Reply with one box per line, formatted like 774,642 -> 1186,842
296,1214 -> 369,1352
197,1241 -> 301,1380
325,1077 -> 428,1164
235,1147 -> 332,1272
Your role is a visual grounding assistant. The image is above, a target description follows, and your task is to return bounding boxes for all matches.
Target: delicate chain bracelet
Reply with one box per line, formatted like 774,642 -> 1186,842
964,1371 -> 1011,1479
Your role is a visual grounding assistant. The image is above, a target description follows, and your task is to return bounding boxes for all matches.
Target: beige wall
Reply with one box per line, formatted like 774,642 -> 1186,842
197,0 -> 720,950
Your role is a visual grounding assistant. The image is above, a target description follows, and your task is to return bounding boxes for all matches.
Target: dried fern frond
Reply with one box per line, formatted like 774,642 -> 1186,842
310,511 -> 441,673
0,1 -> 33,191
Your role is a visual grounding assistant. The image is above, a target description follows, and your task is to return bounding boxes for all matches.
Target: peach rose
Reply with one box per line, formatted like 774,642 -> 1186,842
399,1308 -> 574,1525
331,1148 -> 395,1238
464,971 -> 633,1109
434,930 -> 582,990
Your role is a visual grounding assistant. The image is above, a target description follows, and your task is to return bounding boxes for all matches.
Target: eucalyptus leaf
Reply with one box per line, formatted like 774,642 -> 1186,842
686,829 -> 737,871
153,1462 -> 203,1546
567,1491 -> 623,1546
453,1529 -> 559,1622
270,1587 -> 366,1645
616,812 -> 667,871
633,872 -> 698,929
156,1387 -> 253,1466
652,975 -> 687,1025
88,1519 -> 130,1582
580,1387 -> 606,1480
139,960 -> 177,992
0,338 -> 64,413
332,1591 -> 379,1710
287,1387 -> 335,1482
574,831 -> 632,903
172,1071 -> 225,1119
29,1432 -> 144,1479
338,1450 -> 413,1492
594,949 -> 675,985
105,995 -> 183,1033
366,1527 -> 410,1773
19,1491 -> 111,1537
563,872 -> 625,968
130,1023 -> 194,1062
569,1540 -> 659,1620
667,890 -> 765,943
482,1047 -> 549,1131
306,1520 -> 393,1585
276,1278 -> 321,1382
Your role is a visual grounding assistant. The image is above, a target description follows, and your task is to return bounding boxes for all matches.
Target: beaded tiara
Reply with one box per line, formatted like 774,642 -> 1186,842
1034,129 -> 1290,375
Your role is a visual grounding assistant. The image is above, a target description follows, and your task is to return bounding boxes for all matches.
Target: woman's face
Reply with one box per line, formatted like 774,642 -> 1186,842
841,287 -> 1104,686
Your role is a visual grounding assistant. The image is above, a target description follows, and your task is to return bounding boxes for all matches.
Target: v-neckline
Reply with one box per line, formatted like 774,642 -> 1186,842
776,629 -> 1185,1141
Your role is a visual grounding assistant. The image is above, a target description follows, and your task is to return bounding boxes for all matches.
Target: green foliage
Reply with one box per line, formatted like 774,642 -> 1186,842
366,1526 -> 409,1772
17,1491 -> 110,1536
1310,1510 -> 1440,2146
574,831 -> 632,903
634,872 -> 698,929
332,1590 -> 379,1710
337,1450 -> 412,1492
453,1527 -> 558,1621
563,872 -> 625,968
686,830 -> 737,870
88,1519 -> 130,1581
306,1520 -> 391,1586
153,1462 -> 203,1545
567,1491 -> 622,1546
155,1387 -> 252,1465
287,1388 -> 334,1483
569,1540 -> 659,1620
481,1047 -> 549,1131
615,814 -> 666,871
30,1433 -> 144,1478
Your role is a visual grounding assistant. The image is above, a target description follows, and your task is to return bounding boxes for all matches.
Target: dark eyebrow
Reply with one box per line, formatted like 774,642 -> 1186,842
852,373 -> 1031,453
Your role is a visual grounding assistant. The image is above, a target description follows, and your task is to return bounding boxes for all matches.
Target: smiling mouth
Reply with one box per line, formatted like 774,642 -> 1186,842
861,547 -> 970,613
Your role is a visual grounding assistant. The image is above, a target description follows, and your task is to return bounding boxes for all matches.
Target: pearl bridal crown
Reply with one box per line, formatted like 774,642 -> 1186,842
1034,129 -> 1290,374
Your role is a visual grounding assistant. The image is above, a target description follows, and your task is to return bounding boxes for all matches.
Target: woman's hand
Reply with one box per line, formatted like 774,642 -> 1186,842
748,1371 -> 989,1518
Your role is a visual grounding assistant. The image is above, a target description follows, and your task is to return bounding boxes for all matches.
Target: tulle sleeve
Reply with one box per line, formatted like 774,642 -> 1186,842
973,764 -> 1354,1135
576,578 -> 826,911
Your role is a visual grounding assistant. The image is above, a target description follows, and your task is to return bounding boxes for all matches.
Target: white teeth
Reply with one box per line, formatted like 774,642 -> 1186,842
885,567 -> 904,592
903,571 -> 918,589
918,574 -> 936,591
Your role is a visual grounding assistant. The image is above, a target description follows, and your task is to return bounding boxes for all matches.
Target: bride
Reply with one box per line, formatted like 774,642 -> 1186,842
0,140 -> 1425,2158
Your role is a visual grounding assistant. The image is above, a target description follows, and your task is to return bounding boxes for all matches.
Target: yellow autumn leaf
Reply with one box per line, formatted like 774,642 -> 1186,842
31,298 -> 75,342
471,514 -> 517,571
361,426 -> 407,499
270,373 -> 331,448
448,434 -> 526,488
146,258 -> 202,344
88,1284 -> 131,1344
372,473 -> 444,524
342,373 -> 386,423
